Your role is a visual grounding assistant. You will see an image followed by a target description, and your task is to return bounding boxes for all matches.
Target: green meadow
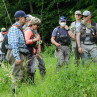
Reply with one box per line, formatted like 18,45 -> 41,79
0,45 -> 97,97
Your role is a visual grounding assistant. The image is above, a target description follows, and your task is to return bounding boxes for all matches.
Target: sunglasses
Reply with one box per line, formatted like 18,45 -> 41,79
83,16 -> 88,18
76,14 -> 81,16
37,24 -> 40,26
34,24 -> 40,27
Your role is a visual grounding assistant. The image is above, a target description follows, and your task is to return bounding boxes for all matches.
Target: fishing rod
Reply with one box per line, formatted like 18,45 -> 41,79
2,0 -> 12,25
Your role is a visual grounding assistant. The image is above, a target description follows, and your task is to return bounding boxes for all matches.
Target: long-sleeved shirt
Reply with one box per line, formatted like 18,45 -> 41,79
8,22 -> 27,60
24,27 -> 34,44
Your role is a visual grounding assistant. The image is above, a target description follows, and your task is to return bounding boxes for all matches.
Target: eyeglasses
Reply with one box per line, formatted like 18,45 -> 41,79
36,24 -> 40,27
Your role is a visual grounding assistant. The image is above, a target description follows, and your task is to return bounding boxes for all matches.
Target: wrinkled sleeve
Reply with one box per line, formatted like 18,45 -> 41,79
24,29 -> 34,44
8,26 -> 20,60
52,28 -> 57,37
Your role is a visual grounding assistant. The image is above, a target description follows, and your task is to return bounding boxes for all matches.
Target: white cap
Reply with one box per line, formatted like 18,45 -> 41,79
83,10 -> 91,16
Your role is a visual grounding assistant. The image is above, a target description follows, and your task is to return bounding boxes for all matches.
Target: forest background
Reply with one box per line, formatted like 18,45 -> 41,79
0,0 -> 97,44
1,1 -> 97,97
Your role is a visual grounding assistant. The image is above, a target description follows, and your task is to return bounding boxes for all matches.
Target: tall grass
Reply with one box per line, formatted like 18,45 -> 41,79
0,45 -> 97,97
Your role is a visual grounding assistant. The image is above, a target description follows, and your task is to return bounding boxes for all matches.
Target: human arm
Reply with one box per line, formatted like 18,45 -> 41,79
51,36 -> 61,47
24,29 -> 40,44
76,32 -> 83,54
38,40 -> 41,53
8,26 -> 22,64
24,29 -> 34,44
51,28 -> 61,47
32,35 -> 40,42
65,25 -> 75,39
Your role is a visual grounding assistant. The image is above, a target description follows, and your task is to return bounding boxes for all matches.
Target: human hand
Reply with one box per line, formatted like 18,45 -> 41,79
64,25 -> 69,30
78,47 -> 83,54
38,48 -> 41,53
35,54 -> 39,58
15,59 -> 21,65
56,43 -> 61,47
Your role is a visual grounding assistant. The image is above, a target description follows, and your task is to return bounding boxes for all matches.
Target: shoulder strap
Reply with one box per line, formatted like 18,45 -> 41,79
55,26 -> 61,36
12,25 -> 23,33
91,21 -> 96,34
12,25 -> 26,43
31,29 -> 39,38
57,26 -> 60,33
57,26 -> 69,36
71,22 -> 76,28
91,21 -> 96,27
80,23 -> 86,29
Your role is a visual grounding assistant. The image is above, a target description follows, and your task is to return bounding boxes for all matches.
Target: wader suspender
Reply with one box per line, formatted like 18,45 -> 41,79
80,23 -> 86,44
31,29 -> 38,55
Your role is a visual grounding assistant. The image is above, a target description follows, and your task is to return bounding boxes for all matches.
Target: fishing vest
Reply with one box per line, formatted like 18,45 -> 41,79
55,26 -> 71,45
80,21 -> 97,44
70,22 -> 76,35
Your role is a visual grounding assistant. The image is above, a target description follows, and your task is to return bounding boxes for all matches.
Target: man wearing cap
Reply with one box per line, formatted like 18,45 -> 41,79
77,10 -> 97,64
51,16 -> 75,71
6,10 -> 28,92
70,10 -> 82,65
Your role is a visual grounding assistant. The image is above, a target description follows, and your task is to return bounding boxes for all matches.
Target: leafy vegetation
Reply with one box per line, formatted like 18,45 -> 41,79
0,0 -> 97,43
0,0 -> 97,96
0,45 -> 97,97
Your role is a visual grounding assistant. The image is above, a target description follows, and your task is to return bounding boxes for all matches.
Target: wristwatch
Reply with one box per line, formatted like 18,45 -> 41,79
66,29 -> 70,31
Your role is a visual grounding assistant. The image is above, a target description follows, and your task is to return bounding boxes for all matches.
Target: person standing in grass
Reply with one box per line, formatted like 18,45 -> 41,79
24,17 -> 46,83
0,28 -> 6,65
51,16 -> 75,71
70,10 -> 82,65
77,10 -> 97,64
6,10 -> 28,93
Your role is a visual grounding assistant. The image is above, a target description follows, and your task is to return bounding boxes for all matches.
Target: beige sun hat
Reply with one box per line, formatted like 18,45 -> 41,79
28,17 -> 41,26
75,10 -> 81,15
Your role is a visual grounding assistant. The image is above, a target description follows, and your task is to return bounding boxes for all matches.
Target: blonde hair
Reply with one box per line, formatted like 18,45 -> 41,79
28,17 -> 41,26
26,14 -> 35,21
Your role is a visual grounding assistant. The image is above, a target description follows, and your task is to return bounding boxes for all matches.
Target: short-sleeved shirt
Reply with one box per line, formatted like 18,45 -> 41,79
52,27 -> 67,37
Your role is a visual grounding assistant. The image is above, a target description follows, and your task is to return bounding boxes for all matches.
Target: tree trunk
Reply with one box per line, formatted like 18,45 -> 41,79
29,2 -> 33,13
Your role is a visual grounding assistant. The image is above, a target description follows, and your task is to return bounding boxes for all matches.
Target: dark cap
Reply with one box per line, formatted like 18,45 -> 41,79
59,16 -> 66,21
14,10 -> 28,18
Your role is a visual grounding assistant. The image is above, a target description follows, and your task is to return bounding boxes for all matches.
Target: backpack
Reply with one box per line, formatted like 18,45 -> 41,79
55,26 -> 71,45
1,25 -> 24,54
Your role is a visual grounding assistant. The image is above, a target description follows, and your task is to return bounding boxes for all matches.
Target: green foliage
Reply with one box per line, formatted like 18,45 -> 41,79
42,44 -> 55,57
1,56 -> 97,97
0,0 -> 97,42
